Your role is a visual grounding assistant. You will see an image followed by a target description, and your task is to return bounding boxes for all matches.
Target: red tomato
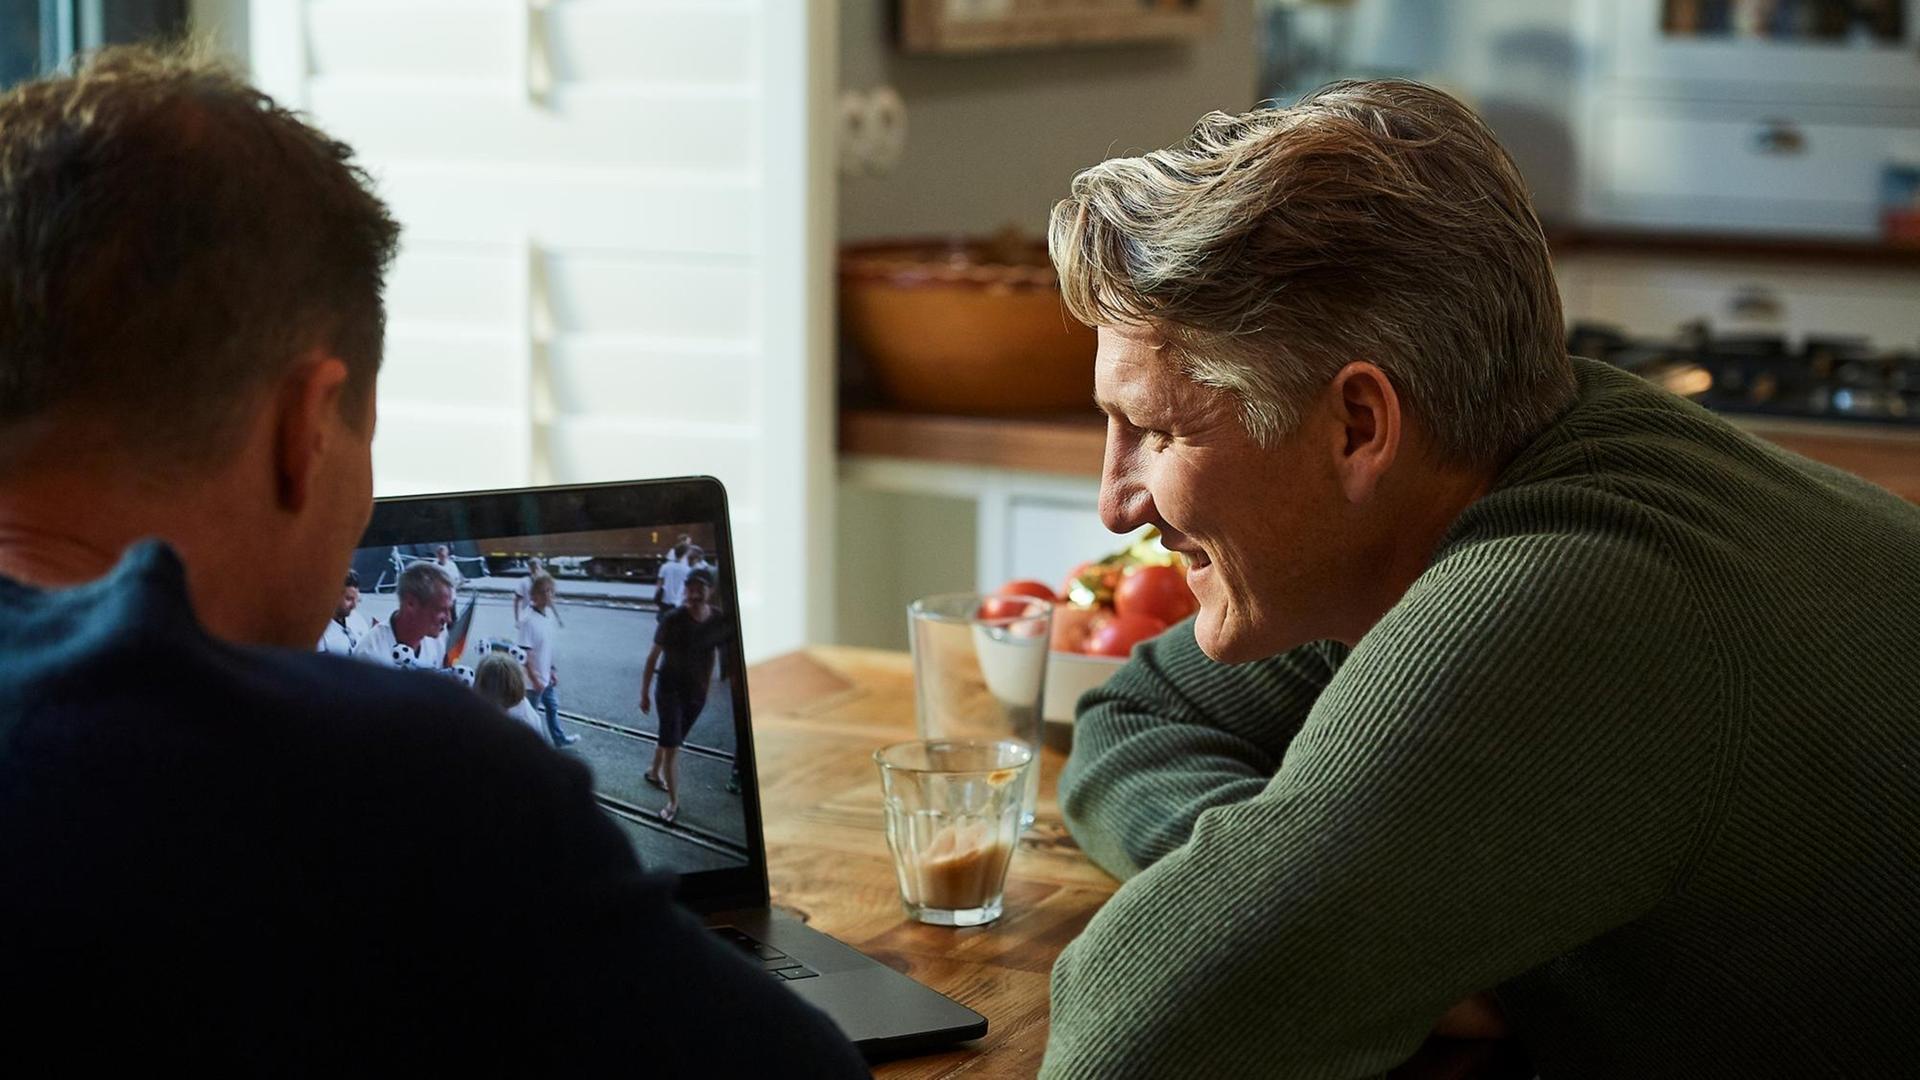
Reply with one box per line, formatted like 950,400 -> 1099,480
997,579 -> 1058,602
1049,606 -> 1102,653
1085,613 -> 1168,658
977,596 -> 1029,621
1113,564 -> 1197,625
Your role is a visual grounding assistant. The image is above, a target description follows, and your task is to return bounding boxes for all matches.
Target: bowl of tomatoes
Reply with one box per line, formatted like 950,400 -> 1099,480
985,530 -> 1198,725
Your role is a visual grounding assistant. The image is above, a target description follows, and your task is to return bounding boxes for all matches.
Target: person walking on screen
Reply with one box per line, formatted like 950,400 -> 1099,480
639,569 -> 731,825
519,573 -> 576,748
429,545 -> 463,590
653,546 -> 692,624
512,557 -> 545,628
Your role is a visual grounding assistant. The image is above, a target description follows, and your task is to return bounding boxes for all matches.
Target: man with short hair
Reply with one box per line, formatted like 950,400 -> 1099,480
353,562 -> 454,668
316,571 -> 363,655
0,46 -> 863,1075
1039,81 -> 1920,1078
654,545 -> 693,621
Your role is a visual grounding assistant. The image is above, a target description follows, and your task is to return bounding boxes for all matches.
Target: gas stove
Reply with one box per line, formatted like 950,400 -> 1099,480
1569,323 -> 1920,426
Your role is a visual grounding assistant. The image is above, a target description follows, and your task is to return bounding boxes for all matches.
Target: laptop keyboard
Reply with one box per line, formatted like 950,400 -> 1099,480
710,925 -> 820,981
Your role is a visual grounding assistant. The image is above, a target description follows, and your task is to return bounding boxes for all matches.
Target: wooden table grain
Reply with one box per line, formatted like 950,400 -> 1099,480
747,646 -> 1530,1080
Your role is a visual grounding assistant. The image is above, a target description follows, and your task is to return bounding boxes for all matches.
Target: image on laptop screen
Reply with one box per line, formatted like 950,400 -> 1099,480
321,519 -> 751,877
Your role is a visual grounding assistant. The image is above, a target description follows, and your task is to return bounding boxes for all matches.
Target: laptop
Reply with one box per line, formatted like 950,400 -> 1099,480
350,477 -> 987,1061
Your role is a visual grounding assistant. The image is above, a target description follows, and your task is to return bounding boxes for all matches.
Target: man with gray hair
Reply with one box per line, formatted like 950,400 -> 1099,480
353,561 -> 455,667
1041,81 -> 1920,1078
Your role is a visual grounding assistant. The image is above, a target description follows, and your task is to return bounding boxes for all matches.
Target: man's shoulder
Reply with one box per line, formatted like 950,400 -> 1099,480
13,624 -> 583,832
1356,526 -> 1706,725
1416,525 -> 1694,636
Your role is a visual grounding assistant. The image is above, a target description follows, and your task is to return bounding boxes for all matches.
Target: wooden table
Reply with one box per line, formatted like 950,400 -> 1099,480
747,646 -> 1532,1080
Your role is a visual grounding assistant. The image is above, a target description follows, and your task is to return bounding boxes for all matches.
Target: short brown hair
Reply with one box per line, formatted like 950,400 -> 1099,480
1050,80 -> 1573,465
0,44 -> 399,466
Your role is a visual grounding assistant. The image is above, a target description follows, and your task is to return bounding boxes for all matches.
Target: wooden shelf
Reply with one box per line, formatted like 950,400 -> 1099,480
1547,228 -> 1920,269
841,408 -> 1920,503
841,408 -> 1106,473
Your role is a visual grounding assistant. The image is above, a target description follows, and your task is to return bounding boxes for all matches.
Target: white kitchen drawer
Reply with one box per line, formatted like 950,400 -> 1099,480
1595,0 -> 1920,104
1589,103 -> 1920,236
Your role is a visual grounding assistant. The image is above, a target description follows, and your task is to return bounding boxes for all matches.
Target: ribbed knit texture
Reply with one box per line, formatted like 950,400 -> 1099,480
1042,359 -> 1920,1079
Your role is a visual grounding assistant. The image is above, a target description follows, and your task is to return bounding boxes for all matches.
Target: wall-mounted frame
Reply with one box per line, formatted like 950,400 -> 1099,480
898,0 -> 1219,55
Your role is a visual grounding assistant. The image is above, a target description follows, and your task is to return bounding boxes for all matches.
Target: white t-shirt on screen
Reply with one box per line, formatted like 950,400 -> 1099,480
519,608 -> 558,688
352,622 -> 446,669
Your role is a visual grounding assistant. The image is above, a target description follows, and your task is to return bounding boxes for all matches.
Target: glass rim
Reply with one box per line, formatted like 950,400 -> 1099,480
872,737 -> 1035,776
908,591 -> 1053,627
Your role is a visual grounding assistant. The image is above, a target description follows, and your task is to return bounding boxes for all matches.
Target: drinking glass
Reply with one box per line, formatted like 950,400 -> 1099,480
907,593 -> 1050,828
874,738 -> 1034,927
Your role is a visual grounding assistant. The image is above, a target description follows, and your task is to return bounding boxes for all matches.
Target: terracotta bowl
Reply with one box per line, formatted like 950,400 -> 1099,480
840,236 -> 1097,414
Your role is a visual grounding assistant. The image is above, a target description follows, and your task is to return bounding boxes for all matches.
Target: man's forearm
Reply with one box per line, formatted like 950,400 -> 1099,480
1061,718 -> 1275,880
1060,627 -> 1342,879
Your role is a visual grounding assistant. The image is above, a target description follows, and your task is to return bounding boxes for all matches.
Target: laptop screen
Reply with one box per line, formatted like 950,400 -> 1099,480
327,478 -> 767,906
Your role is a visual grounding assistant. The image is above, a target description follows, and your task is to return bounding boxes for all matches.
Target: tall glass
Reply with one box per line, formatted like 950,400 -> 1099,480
907,593 -> 1050,829
875,738 -> 1035,927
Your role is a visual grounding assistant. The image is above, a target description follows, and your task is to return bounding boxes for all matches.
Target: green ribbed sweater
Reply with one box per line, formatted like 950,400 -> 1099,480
1043,359 -> 1920,1079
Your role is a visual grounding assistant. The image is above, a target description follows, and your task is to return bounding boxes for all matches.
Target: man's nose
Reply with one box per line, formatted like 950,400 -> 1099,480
1098,441 -> 1152,535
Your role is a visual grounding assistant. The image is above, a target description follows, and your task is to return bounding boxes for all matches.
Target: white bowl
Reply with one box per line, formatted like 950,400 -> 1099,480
1044,650 -> 1127,723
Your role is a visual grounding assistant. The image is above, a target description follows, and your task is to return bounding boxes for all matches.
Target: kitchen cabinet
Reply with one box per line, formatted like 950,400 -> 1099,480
1575,0 -> 1920,238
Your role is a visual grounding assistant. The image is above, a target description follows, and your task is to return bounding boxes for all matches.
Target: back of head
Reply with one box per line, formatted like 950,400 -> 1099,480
0,43 -> 400,471
472,652 -> 526,712
1050,79 -> 1574,466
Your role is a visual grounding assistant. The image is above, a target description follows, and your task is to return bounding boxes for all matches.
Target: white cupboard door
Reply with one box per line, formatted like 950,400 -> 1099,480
251,0 -> 834,659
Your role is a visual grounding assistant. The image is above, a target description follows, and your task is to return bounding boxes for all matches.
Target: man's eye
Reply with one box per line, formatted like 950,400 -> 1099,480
1141,428 -> 1173,450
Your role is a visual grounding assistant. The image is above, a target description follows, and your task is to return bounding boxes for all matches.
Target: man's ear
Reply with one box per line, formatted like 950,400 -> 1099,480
1327,361 -> 1402,504
272,353 -> 354,513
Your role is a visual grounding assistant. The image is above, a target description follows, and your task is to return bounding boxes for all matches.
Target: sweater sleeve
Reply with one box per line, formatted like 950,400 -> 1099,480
1041,533 -> 1731,1079
1060,627 -> 1347,881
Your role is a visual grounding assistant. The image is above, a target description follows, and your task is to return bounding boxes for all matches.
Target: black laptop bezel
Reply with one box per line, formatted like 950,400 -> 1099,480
360,476 -> 772,913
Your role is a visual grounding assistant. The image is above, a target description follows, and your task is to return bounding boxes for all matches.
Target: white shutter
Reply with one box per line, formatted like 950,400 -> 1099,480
250,0 -> 835,660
